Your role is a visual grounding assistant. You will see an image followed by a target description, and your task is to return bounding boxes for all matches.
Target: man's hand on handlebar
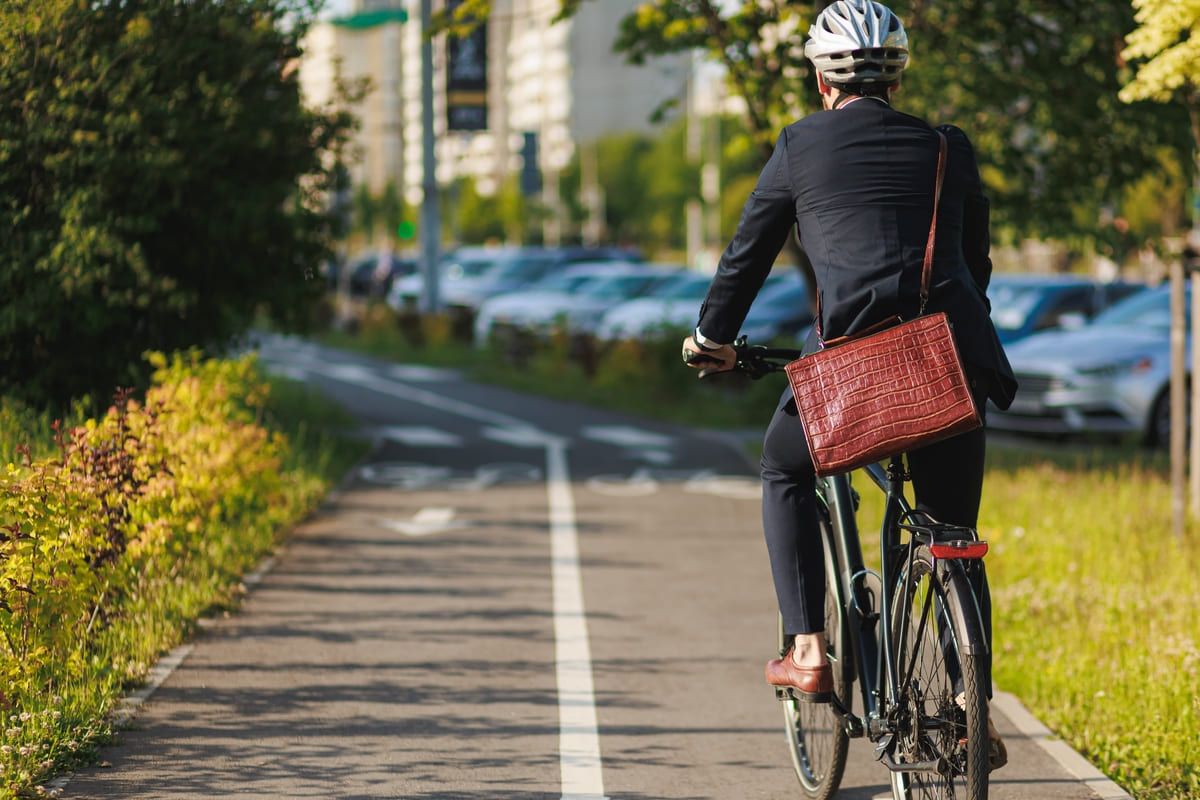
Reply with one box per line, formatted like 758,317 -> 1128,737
681,335 -> 737,378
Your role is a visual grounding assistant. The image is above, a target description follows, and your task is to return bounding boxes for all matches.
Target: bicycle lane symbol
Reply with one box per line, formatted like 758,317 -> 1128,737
359,461 -> 543,491
586,468 -> 761,499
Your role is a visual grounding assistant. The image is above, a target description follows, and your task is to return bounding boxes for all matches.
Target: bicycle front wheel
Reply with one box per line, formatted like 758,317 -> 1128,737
778,516 -> 850,799
888,546 -> 988,800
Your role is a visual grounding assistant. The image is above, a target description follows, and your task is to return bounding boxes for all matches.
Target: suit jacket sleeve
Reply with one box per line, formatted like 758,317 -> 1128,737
695,130 -> 796,344
940,124 -> 993,305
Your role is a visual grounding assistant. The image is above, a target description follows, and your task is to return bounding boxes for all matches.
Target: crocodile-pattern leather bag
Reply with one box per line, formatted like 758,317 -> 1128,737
785,132 -> 981,477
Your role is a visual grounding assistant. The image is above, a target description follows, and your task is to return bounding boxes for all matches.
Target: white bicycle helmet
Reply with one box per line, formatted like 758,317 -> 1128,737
804,0 -> 908,87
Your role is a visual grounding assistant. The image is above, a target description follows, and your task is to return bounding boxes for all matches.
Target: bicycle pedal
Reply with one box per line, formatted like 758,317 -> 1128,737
773,686 -> 834,704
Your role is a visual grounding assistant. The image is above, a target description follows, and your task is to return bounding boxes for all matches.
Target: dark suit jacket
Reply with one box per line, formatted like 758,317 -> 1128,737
696,100 -> 1016,409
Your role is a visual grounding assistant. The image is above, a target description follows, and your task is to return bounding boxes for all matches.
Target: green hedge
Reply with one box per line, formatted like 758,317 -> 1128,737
0,351 -> 361,798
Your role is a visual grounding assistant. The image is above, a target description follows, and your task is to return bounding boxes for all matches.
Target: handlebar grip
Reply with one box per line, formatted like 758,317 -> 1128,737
683,348 -> 723,366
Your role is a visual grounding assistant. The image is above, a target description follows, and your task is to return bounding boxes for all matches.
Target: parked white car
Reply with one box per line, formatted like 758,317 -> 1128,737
385,246 -> 512,311
594,272 -> 712,342
473,262 -> 673,346
595,270 -> 812,343
988,284 -> 1187,446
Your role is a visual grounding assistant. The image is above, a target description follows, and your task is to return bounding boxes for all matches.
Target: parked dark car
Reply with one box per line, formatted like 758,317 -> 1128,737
329,252 -> 418,298
987,273 -> 1146,344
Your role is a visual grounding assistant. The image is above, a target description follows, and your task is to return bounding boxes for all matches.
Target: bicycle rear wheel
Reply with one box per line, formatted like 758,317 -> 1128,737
888,545 -> 988,800
778,518 -> 850,799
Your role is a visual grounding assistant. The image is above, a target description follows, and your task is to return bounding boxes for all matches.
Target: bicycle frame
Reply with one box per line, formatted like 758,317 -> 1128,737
817,456 -> 896,739
820,455 -> 990,751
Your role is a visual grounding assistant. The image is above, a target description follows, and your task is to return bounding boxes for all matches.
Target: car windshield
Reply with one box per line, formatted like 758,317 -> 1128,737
531,272 -> 599,293
754,281 -> 808,311
989,283 -> 1056,332
1090,288 -> 1185,331
657,274 -> 711,300
486,255 -> 555,281
579,274 -> 658,300
444,258 -> 499,280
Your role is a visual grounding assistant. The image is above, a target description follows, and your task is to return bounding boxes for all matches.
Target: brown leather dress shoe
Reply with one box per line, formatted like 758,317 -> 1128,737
987,715 -> 1008,772
958,713 -> 1008,772
765,649 -> 833,703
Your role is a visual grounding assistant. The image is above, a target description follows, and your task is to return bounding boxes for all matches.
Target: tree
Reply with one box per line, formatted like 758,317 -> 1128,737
1119,0 -> 1200,198
456,0 -> 1192,250
0,0 -> 359,408
550,117 -> 764,257
898,0 -> 1192,247
1119,0 -> 1200,534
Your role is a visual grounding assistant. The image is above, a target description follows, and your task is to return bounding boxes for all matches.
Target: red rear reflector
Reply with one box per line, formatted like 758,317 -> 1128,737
930,541 -> 989,559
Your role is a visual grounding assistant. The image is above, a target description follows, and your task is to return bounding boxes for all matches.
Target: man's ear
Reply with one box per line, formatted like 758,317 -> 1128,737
816,73 -> 832,96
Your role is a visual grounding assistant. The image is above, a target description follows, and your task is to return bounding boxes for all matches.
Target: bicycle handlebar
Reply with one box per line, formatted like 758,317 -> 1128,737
682,336 -> 803,380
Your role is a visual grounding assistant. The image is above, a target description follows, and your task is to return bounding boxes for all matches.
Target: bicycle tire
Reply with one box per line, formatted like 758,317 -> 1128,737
887,545 -> 988,800
778,517 -> 850,799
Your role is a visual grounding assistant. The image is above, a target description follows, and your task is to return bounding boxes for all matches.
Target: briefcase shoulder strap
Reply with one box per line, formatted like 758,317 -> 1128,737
919,131 -> 949,316
814,130 -> 948,347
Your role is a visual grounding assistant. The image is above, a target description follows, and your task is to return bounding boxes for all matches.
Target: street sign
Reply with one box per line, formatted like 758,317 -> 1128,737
445,0 -> 487,131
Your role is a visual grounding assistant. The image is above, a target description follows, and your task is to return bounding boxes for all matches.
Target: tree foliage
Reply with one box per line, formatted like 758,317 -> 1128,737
1120,0 -> 1200,105
464,0 -> 1193,249
1120,0 -> 1200,160
896,0 -> 1192,245
0,0 -> 359,408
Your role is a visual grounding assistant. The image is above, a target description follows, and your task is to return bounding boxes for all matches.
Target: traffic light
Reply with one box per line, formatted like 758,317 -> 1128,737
520,131 -> 541,197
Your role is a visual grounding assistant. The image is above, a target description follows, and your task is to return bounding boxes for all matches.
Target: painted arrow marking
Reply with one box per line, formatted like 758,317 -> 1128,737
380,506 -> 470,537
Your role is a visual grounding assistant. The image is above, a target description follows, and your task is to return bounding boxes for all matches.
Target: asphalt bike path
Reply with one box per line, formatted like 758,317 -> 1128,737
59,335 -> 1125,799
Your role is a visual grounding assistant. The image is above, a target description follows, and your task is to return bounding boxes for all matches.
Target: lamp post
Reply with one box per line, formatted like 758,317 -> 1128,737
418,0 -> 441,313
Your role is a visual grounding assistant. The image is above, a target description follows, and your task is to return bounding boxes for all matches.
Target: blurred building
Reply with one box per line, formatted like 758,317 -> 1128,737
301,4 -> 407,197
300,0 -> 690,236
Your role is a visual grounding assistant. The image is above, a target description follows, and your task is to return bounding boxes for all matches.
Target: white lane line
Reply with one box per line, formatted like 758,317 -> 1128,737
308,362 -> 533,430
307,360 -> 607,798
547,439 -> 607,800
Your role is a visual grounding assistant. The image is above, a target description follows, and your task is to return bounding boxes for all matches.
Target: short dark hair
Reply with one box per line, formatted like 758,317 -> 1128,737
828,80 -> 894,99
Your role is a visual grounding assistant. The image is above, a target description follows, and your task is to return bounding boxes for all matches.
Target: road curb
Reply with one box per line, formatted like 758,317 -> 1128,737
991,690 -> 1134,800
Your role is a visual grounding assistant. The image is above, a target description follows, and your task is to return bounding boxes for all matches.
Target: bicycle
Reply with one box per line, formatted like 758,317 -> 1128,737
702,338 -> 993,800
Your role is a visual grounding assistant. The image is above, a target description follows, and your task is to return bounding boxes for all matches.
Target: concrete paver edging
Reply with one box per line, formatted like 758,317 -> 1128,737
991,690 -> 1134,800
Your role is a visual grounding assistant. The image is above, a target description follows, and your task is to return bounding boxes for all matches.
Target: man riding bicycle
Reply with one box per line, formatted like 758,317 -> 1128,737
682,0 -> 1016,769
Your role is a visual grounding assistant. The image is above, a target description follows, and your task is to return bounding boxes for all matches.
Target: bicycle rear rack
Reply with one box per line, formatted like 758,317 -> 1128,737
899,518 -> 989,560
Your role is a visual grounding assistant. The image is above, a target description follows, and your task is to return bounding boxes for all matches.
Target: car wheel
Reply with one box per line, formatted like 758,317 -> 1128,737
1145,381 -> 1191,448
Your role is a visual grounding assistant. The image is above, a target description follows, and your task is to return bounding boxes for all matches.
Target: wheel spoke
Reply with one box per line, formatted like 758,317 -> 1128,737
889,548 -> 988,800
